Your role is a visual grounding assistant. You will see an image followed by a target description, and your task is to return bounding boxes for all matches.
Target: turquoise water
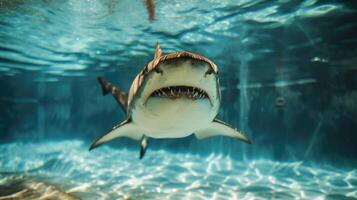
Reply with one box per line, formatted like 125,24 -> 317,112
1,0 -> 357,199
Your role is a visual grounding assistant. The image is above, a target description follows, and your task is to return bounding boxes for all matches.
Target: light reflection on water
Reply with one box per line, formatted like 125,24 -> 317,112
0,141 -> 356,200
0,0 -> 347,78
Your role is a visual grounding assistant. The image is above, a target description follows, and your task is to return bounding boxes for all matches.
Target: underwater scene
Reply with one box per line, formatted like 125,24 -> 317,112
1,0 -> 357,199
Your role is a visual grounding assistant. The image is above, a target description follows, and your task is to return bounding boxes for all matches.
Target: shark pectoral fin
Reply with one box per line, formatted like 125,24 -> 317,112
89,119 -> 142,151
195,119 -> 251,144
139,135 -> 149,159
97,77 -> 128,113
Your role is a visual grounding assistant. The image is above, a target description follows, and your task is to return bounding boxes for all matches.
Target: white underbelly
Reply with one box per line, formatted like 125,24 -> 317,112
131,97 -> 217,138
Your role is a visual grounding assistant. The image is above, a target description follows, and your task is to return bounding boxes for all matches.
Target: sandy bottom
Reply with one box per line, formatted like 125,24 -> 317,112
0,141 -> 356,200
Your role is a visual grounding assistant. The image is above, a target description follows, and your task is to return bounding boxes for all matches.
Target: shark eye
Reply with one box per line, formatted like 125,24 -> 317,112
205,67 -> 215,77
154,67 -> 163,75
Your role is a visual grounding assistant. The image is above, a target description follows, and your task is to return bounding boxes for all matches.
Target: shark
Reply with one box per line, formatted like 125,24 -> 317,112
89,43 -> 251,159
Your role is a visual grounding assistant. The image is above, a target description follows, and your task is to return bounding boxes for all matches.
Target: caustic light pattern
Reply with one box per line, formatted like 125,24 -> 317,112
0,141 -> 356,200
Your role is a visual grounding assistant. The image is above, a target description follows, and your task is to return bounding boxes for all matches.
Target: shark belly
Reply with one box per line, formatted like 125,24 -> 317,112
131,97 -> 217,138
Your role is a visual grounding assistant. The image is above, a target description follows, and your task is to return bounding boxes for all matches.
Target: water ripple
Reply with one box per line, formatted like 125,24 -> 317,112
0,0 -> 348,78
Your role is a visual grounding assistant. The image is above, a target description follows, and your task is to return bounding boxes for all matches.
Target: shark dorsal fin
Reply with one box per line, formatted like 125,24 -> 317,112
154,42 -> 162,59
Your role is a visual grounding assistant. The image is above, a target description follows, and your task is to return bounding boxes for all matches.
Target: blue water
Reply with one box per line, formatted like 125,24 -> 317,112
1,0 -> 357,199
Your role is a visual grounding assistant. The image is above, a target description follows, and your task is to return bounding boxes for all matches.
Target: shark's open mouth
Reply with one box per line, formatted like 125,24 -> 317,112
150,86 -> 209,100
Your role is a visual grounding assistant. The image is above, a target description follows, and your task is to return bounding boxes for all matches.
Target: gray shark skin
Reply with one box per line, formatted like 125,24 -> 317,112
89,43 -> 251,159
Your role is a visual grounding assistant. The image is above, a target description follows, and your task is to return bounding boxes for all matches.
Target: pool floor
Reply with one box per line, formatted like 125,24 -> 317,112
0,141 -> 356,200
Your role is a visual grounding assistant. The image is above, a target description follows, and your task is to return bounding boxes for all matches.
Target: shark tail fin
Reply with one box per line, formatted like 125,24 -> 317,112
139,135 -> 149,159
98,76 -> 111,96
154,42 -> 162,59
195,118 -> 251,144
89,119 -> 143,151
97,76 -> 128,113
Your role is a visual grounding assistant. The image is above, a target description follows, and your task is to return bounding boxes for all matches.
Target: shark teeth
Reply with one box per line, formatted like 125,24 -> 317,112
151,86 -> 209,100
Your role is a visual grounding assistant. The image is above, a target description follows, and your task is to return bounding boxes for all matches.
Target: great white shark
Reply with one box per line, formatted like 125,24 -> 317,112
89,43 -> 251,158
